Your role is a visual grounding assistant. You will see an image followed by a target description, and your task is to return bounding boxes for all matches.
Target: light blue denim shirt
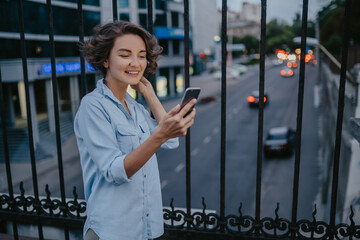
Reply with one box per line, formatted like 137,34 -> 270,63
74,79 -> 179,240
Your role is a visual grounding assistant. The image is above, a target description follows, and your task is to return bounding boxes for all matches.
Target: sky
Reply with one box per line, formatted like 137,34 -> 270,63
216,0 -> 332,24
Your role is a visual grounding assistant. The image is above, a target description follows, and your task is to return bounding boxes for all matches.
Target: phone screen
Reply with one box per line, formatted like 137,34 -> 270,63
180,88 -> 201,116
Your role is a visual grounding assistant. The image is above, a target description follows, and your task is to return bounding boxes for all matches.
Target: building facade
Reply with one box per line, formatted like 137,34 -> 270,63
225,1 -> 261,39
0,0 -> 186,144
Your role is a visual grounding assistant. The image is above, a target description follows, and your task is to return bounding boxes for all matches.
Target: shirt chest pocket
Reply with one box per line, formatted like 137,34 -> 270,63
115,125 -> 137,153
138,121 -> 151,144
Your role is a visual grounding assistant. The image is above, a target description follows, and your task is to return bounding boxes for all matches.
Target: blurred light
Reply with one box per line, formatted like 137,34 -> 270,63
156,76 -> 168,97
288,70 -> 294,76
308,49 -> 313,55
287,62 -> 292,68
176,74 -> 184,93
214,35 -> 221,42
204,48 -> 212,55
281,70 -> 286,76
293,62 -> 298,68
295,48 -> 301,55
288,54 -> 297,61
264,97 -> 267,103
247,96 -> 255,103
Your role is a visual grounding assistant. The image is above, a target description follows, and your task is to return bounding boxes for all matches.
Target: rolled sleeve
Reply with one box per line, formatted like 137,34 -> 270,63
75,96 -> 131,185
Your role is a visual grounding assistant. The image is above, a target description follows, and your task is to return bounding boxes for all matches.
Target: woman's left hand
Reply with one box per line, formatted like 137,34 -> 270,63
131,77 -> 154,96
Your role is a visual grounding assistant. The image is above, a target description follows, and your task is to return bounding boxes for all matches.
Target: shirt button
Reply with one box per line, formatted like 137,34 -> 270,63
146,213 -> 149,217
144,174 -> 146,178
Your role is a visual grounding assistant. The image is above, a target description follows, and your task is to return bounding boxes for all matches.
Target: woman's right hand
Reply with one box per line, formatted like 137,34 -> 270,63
155,99 -> 197,140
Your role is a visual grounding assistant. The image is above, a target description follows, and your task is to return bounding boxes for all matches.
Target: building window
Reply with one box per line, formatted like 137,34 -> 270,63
173,40 -> 180,55
159,39 -> 168,55
139,14 -> 147,29
0,1 -> 20,33
59,0 -> 100,6
84,11 -> 101,35
120,13 -> 130,22
138,0 -> 146,9
154,14 -> 167,27
155,0 -> 165,10
171,12 -> 179,27
118,0 -> 129,8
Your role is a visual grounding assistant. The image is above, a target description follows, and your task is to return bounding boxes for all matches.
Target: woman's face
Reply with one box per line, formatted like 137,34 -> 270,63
103,34 -> 147,86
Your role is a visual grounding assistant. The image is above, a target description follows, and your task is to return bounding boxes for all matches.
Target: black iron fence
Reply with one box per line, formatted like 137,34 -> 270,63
0,0 -> 359,239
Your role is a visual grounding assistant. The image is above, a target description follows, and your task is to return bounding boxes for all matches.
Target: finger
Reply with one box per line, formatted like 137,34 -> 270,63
140,76 -> 150,84
179,99 -> 197,117
168,104 -> 181,116
183,108 -> 196,122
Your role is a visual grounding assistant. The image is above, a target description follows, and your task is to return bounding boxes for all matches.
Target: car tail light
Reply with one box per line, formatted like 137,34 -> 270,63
288,70 -> 294,76
248,96 -> 255,103
264,96 -> 267,102
280,70 -> 286,75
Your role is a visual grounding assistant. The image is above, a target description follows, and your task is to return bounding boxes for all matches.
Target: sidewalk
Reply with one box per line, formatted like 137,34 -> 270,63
0,70 -> 247,193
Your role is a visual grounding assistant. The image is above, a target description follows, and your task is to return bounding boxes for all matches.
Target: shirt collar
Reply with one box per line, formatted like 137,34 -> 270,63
97,79 -> 136,116
97,79 -> 134,103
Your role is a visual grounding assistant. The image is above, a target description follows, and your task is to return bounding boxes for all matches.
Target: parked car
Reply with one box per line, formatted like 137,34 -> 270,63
280,67 -> 294,77
247,90 -> 268,107
264,127 -> 296,157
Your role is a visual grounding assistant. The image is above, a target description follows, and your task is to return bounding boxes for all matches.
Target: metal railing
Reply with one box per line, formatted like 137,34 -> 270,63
0,0 -> 359,239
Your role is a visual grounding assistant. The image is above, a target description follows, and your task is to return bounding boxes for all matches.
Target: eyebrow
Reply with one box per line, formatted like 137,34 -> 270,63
117,48 -> 146,53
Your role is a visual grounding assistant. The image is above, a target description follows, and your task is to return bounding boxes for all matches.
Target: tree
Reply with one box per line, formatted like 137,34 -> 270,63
318,0 -> 360,56
233,35 -> 260,54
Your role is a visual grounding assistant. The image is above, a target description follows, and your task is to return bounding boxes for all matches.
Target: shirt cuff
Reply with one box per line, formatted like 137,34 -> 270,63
161,137 -> 179,149
110,154 -> 132,185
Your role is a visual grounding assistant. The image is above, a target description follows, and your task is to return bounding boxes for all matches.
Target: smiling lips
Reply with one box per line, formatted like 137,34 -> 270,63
125,70 -> 140,76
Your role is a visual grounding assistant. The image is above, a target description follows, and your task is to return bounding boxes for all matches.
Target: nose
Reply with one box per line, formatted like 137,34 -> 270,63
129,56 -> 140,67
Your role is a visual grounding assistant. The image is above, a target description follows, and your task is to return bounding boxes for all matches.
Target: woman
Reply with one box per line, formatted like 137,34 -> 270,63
74,21 -> 197,240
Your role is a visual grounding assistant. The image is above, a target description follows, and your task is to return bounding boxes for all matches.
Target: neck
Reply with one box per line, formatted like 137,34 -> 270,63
104,78 -> 128,102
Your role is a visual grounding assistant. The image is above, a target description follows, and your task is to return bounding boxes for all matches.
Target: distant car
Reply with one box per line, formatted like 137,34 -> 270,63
247,90 -> 268,107
264,127 -> 296,157
280,67 -> 294,77
286,61 -> 298,68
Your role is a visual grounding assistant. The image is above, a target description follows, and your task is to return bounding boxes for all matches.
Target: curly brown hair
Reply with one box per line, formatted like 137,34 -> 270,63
80,21 -> 162,76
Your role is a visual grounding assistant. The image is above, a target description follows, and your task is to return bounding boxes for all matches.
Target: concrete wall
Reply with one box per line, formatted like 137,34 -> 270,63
318,60 -> 360,223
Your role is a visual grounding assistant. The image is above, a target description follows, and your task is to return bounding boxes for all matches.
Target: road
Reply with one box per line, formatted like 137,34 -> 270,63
15,62 -> 321,222
157,63 -> 321,220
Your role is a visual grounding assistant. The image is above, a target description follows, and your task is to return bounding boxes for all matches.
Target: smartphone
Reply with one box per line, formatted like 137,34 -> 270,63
180,87 -> 201,116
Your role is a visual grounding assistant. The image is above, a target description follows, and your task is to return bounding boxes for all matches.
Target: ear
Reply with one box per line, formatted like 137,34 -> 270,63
103,59 -> 109,69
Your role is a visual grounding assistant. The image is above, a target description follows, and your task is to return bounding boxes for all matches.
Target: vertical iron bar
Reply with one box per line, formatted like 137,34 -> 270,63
183,0 -> 191,230
77,0 -> 87,98
291,0 -> 308,239
46,1 -> 69,239
255,0 -> 266,235
16,0 -> 43,238
329,0 -> 352,237
0,70 -> 19,239
112,0 -> 118,21
219,0 -> 227,232
147,0 -> 154,34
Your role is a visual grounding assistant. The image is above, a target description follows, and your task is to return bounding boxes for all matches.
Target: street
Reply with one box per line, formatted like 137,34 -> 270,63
157,63 -> 320,220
